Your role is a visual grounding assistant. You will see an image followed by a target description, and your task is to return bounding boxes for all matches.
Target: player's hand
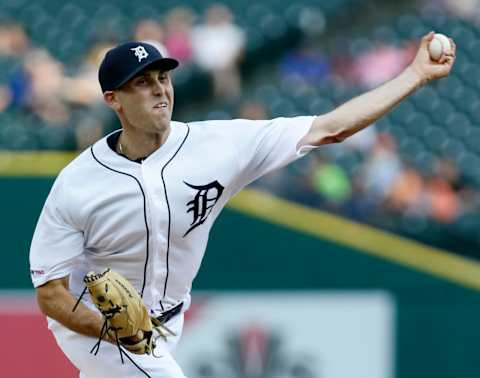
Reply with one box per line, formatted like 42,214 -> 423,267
409,32 -> 456,85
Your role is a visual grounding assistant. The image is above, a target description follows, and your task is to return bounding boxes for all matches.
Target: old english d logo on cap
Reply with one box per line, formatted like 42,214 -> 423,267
130,46 -> 149,62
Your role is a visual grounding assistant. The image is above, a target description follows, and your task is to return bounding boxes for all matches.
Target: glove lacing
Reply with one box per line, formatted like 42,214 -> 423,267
72,286 -> 156,378
91,317 -> 152,378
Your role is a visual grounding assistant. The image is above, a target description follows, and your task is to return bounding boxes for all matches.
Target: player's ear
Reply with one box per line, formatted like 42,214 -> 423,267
103,91 -> 121,111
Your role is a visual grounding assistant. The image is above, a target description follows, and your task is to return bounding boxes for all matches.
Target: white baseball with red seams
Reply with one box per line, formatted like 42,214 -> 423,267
428,33 -> 452,61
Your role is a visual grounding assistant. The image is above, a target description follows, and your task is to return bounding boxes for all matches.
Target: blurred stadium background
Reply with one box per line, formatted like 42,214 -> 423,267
2,0 -> 480,377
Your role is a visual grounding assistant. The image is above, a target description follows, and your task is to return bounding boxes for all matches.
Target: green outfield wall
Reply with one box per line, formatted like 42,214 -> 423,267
2,176 -> 479,378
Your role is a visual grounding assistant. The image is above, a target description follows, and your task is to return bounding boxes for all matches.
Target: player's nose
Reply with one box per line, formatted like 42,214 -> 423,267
151,79 -> 165,96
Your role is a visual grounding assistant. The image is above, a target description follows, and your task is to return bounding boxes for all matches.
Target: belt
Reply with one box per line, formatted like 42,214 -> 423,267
156,302 -> 183,324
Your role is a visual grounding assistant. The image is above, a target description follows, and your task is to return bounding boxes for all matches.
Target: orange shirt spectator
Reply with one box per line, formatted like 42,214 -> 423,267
426,177 -> 460,223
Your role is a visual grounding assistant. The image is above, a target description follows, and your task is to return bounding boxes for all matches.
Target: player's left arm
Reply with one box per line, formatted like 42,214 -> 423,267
299,32 -> 456,148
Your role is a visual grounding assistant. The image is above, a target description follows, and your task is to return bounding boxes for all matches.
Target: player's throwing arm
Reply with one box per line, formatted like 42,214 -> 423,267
298,32 -> 455,148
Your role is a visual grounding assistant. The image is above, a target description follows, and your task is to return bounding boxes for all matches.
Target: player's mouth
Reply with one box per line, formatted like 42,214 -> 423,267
153,101 -> 168,110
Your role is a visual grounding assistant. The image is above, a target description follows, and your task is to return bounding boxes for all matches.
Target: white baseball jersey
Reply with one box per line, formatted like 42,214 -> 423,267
29,116 -> 315,316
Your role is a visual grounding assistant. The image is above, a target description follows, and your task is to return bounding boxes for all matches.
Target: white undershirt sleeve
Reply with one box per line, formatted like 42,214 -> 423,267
29,174 -> 84,288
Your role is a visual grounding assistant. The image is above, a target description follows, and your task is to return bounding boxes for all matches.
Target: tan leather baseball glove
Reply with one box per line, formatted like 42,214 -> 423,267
83,269 -> 174,355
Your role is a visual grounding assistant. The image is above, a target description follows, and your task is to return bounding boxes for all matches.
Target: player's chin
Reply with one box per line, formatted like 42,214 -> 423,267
151,110 -> 171,123
151,116 -> 171,131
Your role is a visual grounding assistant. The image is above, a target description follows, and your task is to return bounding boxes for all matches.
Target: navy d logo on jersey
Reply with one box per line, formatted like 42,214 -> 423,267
183,180 -> 224,237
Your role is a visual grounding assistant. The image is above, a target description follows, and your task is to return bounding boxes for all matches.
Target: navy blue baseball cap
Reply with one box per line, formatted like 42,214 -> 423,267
98,41 -> 179,92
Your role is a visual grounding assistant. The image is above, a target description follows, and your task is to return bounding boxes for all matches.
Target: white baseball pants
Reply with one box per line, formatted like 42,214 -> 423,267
49,314 -> 186,378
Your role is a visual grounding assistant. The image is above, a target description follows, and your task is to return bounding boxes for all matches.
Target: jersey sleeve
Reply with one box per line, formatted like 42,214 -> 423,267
29,174 -> 84,288
229,116 -> 316,193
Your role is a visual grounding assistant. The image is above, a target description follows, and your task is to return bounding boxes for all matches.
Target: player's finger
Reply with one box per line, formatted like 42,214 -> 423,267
444,46 -> 455,57
422,31 -> 435,45
440,55 -> 454,68
449,38 -> 456,55
438,55 -> 448,64
438,52 -> 455,65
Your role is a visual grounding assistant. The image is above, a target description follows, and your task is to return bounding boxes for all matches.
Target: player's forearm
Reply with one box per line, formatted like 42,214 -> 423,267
36,278 -> 105,339
307,66 -> 423,145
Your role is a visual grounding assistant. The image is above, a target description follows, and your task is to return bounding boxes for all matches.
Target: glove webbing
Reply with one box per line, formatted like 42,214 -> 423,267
72,286 -> 152,378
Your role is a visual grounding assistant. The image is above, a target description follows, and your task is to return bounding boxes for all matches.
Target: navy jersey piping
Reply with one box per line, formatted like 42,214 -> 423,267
90,147 -> 151,298
160,124 -> 190,304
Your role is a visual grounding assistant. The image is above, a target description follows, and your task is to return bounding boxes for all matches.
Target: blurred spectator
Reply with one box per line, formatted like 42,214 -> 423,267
62,42 -> 115,149
191,4 -> 245,99
15,49 -> 70,125
74,116 -> 105,150
349,42 -> 416,88
134,19 -> 169,57
164,7 -> 195,63
435,159 -> 460,188
7,63 -> 29,109
134,18 -> 165,43
237,100 -> 268,120
62,42 -> 113,107
0,22 -> 30,57
457,185 -> 480,215
425,159 -> 461,223
344,175 -> 379,220
425,175 -> 460,223
360,133 -> 403,203
440,0 -> 480,20
280,47 -> 331,84
387,166 -> 426,212
0,23 -> 30,113
311,161 -> 352,209
342,124 -> 377,154
0,86 -> 10,112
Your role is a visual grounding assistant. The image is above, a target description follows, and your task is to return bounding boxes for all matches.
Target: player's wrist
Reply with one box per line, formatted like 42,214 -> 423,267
405,64 -> 428,88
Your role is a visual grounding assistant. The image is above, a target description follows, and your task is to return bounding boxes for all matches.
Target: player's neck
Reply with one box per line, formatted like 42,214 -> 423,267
117,126 -> 171,161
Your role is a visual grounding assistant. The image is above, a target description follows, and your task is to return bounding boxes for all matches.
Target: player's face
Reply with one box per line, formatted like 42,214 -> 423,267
115,69 -> 174,133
